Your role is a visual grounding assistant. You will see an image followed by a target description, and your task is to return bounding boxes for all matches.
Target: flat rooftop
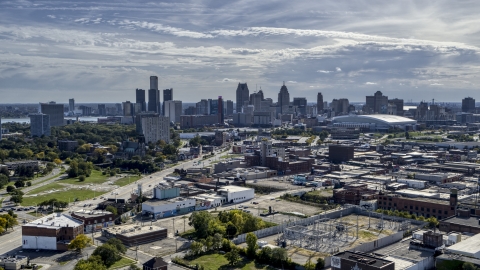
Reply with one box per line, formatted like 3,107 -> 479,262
441,216 -> 480,228
103,224 -> 166,237
333,251 -> 393,268
72,210 -> 112,218
446,233 -> 480,256
143,197 -> 194,206
24,213 -> 82,229
218,185 -> 252,192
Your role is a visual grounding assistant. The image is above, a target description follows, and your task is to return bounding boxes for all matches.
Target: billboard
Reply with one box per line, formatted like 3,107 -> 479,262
331,256 -> 341,268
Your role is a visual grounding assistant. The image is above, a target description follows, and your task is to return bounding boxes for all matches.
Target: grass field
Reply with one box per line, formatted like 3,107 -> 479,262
188,253 -> 274,270
115,175 -> 142,187
60,170 -> 109,185
28,183 -> 66,195
22,188 -> 99,206
108,257 -> 136,269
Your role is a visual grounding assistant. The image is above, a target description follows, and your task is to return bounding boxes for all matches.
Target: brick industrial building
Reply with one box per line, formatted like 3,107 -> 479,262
71,210 -> 116,233
102,224 -> 167,246
329,145 -> 354,163
333,183 -> 378,205
377,189 -> 458,220
331,251 -> 394,270
22,213 -> 84,251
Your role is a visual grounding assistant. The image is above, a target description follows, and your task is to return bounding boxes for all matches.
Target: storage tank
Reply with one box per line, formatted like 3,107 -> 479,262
448,233 -> 462,245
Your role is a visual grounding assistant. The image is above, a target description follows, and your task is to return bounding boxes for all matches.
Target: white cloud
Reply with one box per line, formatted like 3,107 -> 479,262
317,70 -> 332,73
217,78 -> 238,82
365,82 -> 377,85
430,83 -> 444,86
47,15 -> 55,19
336,67 -> 342,72
287,81 -> 297,83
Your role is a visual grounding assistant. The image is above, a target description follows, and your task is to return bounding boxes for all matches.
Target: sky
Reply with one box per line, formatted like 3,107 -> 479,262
1,0 -> 480,103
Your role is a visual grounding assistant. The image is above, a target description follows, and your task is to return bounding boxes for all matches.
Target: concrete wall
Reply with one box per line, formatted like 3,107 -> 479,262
22,236 -> 57,250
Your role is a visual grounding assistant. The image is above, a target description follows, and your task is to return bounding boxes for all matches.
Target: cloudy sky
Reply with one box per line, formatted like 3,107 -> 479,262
1,0 -> 480,103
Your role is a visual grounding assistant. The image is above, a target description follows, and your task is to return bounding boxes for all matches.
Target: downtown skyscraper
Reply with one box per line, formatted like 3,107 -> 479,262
236,83 -> 249,113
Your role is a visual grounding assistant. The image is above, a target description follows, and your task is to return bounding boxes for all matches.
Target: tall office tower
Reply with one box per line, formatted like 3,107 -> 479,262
39,102 -> 64,127
98,104 -> 106,116
162,88 -> 173,115
293,97 -> 307,115
184,106 -> 196,115
260,98 -> 273,112
122,101 -> 133,116
135,89 -> 146,112
317,93 -> 324,113
29,113 -> 50,137
277,82 -> 290,114
115,103 -> 122,115
196,99 -> 209,115
236,83 -> 249,113
331,98 -> 350,115
226,100 -> 234,116
365,91 -> 388,114
164,100 -> 182,123
79,105 -> 92,116
69,98 -> 75,112
133,103 -> 143,115
209,99 -> 218,115
388,98 -> 404,116
462,97 -> 476,113
218,96 -> 224,124
150,76 -> 158,90
148,89 -> 160,113
249,90 -> 263,111
135,113 -> 170,144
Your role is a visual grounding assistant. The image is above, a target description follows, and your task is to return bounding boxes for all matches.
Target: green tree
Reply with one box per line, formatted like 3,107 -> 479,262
405,131 -> 410,139
92,244 -> 121,267
11,195 -> 23,204
0,217 -> 7,234
0,175 -> 9,189
257,246 -> 273,263
189,211 -> 213,239
271,248 -> 288,264
0,213 -> 17,230
305,259 -> 316,270
128,264 -> 141,270
462,262 -> 477,270
427,217 -> 439,229
189,241 -> 204,256
68,234 -> 92,253
246,232 -> 258,258
78,175 -> 86,182
106,238 -> 126,254
225,248 -> 241,266
6,186 -> 15,193
316,257 -> 325,270
105,205 -> 118,216
14,181 -> 24,188
74,255 -> 107,270
212,233 -> 223,250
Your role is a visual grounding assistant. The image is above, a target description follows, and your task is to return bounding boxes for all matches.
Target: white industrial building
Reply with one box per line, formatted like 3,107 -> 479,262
218,185 -> 255,203
332,114 -> 417,131
22,213 -> 83,251
397,179 -> 427,189
446,233 -> 480,259
142,197 -> 196,219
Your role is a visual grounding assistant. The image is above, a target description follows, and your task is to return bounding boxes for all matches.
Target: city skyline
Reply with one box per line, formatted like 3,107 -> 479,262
1,1 -> 480,103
